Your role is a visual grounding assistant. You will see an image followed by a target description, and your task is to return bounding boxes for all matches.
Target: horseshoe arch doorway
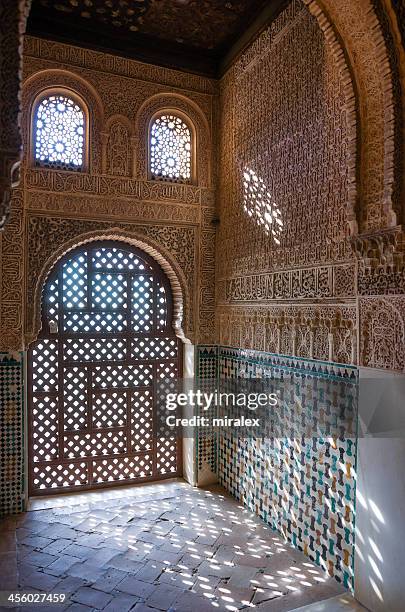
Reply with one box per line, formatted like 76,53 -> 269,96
28,240 -> 183,496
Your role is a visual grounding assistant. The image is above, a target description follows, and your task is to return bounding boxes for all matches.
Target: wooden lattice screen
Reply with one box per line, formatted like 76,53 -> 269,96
28,241 -> 182,495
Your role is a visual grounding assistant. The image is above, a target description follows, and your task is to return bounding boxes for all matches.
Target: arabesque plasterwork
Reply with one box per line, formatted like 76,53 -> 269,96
0,0 -> 31,229
0,0 -> 404,374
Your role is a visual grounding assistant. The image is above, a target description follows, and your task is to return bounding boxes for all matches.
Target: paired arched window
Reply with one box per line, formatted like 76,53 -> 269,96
32,93 -> 195,182
149,114 -> 193,183
33,92 -> 86,171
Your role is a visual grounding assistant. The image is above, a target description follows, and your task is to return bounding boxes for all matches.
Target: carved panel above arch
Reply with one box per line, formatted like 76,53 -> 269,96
25,215 -> 198,345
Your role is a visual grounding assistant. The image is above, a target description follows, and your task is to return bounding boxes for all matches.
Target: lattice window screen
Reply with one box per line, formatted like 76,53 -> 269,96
28,242 -> 182,495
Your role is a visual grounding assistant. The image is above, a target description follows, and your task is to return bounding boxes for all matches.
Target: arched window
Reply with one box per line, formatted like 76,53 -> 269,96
28,241 -> 182,495
33,92 -> 86,171
149,113 -> 193,183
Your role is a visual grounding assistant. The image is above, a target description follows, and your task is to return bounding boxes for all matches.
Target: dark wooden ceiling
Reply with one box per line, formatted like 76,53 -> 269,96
26,0 -> 288,77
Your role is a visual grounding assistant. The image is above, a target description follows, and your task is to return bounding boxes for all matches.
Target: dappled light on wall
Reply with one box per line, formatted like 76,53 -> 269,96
242,167 -> 283,244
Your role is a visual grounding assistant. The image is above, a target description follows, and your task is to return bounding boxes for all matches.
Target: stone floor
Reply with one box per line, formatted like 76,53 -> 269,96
0,479 -> 351,612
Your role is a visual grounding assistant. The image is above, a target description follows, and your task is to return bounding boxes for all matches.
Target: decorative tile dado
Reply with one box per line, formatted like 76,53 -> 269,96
25,191 -> 201,224
218,264 -> 356,303
24,168 -> 212,206
196,345 -> 218,483
0,352 -> 24,517
217,347 -> 358,589
196,345 -> 358,589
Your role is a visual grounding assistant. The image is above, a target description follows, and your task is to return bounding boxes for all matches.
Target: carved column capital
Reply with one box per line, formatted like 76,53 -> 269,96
350,226 -> 404,271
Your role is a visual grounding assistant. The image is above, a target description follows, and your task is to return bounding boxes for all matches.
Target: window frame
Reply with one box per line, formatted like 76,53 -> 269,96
30,87 -> 90,173
147,109 -> 197,185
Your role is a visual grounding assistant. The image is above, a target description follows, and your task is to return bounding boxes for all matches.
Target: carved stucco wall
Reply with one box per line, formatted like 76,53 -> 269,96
216,0 -> 405,373
0,0 -> 31,228
216,0 -> 358,366
0,36 -> 217,354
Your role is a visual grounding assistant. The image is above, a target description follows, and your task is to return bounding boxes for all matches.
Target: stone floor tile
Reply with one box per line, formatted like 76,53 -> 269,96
46,554 -> 83,577
171,590 -> 215,612
72,586 -> 112,610
19,568 -> 61,591
17,561 -> 39,581
16,544 -> 36,560
20,534 -> 53,549
91,568 -> 129,593
191,574 -> 221,597
107,553 -> 143,574
136,531 -> 165,546
215,583 -> 256,609
55,575 -> 89,595
16,519 -> 49,534
252,586 -> 287,606
177,552 -> 203,571
102,592 -> 141,612
65,517 -> 94,533
150,521 -> 174,536
43,524 -> 79,540
116,576 -> 155,599
132,604 -> 158,612
197,559 -> 235,579
22,550 -> 58,568
41,538 -> 73,555
226,564 -> 261,588
62,543 -> 95,559
145,583 -> 183,610
15,527 -> 32,541
134,560 -> 165,583
90,546 -> 120,565
68,561 -> 107,583
65,604 -> 94,612
75,533 -> 106,548
147,547 -> 181,566
4,482 -> 351,612
158,540 -> 184,555
156,568 -> 194,590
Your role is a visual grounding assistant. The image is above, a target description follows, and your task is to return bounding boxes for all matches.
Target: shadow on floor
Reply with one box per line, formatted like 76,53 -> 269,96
0,479 -> 363,611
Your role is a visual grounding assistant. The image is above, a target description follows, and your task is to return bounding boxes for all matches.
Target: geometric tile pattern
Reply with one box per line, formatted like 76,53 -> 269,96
195,346 -> 218,478
0,352 -> 24,517
196,345 -> 358,591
